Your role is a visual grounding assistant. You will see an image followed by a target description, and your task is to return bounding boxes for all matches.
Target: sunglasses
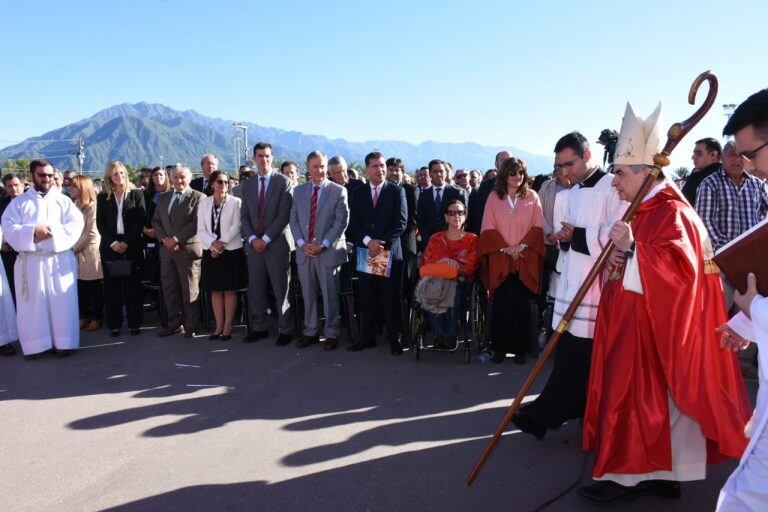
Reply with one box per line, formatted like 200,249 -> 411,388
215,179 -> 229,185
740,140 -> 768,161
446,210 -> 466,216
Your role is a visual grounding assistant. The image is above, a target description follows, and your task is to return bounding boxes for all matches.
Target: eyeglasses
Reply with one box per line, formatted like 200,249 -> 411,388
740,140 -> 768,161
446,210 -> 466,216
553,159 -> 578,172
215,179 -> 229,185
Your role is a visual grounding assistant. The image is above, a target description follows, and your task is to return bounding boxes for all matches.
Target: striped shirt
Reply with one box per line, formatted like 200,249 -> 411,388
695,169 -> 768,251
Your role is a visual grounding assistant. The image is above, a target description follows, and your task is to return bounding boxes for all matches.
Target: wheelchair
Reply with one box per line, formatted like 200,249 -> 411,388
407,276 -> 488,363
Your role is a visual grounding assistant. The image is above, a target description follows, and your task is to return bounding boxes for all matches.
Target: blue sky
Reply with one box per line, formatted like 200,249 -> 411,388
2,0 -> 766,170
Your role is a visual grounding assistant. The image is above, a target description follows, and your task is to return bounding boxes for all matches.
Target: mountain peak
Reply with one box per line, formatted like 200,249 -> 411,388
2,103 -> 552,173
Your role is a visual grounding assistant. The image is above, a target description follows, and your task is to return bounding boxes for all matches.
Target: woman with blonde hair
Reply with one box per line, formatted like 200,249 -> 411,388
69,175 -> 104,332
480,157 -> 545,364
97,161 -> 147,337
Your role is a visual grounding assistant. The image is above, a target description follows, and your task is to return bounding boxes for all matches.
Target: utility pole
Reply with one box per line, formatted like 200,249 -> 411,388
159,155 -> 165,169
234,123 -> 248,170
723,104 -> 737,141
74,136 -> 85,174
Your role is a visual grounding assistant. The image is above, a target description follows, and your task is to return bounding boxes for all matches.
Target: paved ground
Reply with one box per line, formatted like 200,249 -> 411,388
0,319 -> 757,512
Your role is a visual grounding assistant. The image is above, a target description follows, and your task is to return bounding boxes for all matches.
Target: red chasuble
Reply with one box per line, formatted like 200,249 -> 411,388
583,185 -> 751,478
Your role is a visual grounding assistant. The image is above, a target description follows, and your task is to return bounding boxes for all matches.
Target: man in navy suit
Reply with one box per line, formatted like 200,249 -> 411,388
415,159 -> 468,251
347,151 -> 407,354
190,154 -> 217,196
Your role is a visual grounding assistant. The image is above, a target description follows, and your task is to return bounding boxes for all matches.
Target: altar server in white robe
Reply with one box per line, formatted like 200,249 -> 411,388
716,87 -> 768,512
0,225 -> 18,356
718,274 -> 768,511
514,131 -> 628,439
0,159 -> 84,358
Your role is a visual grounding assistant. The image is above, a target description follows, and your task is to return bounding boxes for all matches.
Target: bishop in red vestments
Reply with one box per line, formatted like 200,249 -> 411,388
579,103 -> 751,504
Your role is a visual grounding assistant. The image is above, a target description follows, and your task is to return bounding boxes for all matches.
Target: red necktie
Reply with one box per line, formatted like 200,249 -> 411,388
372,186 -> 379,208
257,177 -> 266,234
308,185 -> 319,242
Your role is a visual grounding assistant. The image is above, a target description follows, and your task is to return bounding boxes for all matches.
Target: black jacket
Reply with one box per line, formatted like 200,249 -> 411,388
348,181 -> 407,261
416,184 -> 468,250
97,189 -> 147,261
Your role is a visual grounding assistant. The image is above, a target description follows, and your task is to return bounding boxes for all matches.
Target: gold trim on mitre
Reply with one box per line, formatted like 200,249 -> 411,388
614,102 -> 663,166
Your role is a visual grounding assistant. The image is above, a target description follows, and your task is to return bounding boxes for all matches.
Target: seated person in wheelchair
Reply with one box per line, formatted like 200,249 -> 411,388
416,199 -> 479,349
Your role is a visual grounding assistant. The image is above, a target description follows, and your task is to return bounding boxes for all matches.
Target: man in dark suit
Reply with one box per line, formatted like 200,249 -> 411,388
0,174 -> 23,305
241,142 -> 294,345
329,156 -> 364,192
152,165 -> 205,337
190,154 -> 217,196
329,156 -> 364,245
466,150 -> 511,235
386,157 -> 417,256
347,151 -> 407,354
416,159 -> 468,251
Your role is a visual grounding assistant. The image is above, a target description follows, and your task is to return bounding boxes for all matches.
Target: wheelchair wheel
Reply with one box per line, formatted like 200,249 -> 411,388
470,282 -> 488,354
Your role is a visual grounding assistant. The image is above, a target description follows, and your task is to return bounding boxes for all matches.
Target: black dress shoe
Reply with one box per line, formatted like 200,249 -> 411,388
512,353 -> 526,365
130,328 -> 141,336
636,480 -> 681,499
492,351 -> 506,363
1,344 -> 16,356
275,333 -> 293,346
347,338 -> 376,352
244,330 -> 268,343
24,352 -> 46,361
209,334 -> 221,341
578,481 -> 637,504
511,411 -> 546,440
110,330 -> 121,338
220,334 -> 232,341
390,335 -> 404,355
56,349 -> 75,357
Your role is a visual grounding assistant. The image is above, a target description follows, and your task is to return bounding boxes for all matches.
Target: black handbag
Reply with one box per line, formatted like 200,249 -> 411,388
105,258 -> 133,277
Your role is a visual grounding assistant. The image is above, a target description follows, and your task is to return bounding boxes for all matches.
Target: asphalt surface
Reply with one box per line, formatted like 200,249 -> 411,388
0,317 -> 757,512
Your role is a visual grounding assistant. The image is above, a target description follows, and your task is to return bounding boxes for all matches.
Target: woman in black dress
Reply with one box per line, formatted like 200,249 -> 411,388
197,170 -> 246,340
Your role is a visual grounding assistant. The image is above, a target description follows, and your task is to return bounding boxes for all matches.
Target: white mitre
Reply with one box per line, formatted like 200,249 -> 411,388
613,102 -> 663,166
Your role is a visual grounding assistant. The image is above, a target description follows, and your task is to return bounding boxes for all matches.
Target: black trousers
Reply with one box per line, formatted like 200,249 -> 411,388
78,279 -> 104,320
103,266 -> 144,330
520,331 -> 593,428
491,274 -> 532,355
357,260 -> 402,343
1,250 -> 16,306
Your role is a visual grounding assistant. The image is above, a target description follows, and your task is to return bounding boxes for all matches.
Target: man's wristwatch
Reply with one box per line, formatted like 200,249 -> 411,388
520,243 -> 528,250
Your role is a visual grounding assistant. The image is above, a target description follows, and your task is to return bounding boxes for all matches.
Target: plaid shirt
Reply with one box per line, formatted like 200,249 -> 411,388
695,169 -> 768,251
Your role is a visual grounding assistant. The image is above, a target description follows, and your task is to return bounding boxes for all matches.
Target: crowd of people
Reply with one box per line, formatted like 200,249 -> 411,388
1,88 -> 768,508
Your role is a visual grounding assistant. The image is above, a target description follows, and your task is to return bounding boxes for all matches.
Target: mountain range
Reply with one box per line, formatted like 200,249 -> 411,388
0,102 -> 552,174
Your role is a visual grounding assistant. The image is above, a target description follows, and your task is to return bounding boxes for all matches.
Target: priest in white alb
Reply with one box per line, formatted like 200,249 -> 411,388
1,159 -> 84,358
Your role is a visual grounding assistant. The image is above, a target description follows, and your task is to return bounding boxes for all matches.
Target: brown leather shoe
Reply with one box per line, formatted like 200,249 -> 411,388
157,324 -> 182,337
79,318 -> 89,330
295,335 -> 319,348
84,320 -> 102,332
323,338 -> 338,350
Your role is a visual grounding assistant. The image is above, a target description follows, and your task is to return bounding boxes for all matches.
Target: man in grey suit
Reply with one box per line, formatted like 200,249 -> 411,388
152,164 -> 205,337
290,151 -> 349,350
241,142 -> 294,345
